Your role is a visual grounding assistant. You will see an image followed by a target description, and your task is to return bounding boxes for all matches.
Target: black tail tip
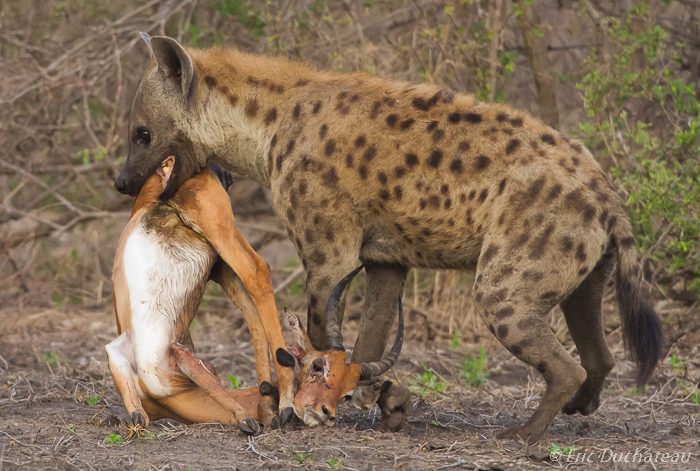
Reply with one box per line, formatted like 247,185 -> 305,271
633,301 -> 663,387
617,277 -> 663,387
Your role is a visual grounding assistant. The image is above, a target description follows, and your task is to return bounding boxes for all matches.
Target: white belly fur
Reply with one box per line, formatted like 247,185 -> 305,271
122,224 -> 216,397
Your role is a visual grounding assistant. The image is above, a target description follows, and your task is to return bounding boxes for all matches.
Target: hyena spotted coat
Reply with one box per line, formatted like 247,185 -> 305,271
115,35 -> 662,443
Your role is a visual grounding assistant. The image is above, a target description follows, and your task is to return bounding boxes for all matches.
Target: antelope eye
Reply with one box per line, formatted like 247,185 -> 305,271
134,127 -> 151,146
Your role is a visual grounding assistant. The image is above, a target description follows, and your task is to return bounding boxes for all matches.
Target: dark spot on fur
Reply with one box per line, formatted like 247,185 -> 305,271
295,79 -> 309,87
264,108 -> 277,126
444,198 -> 452,209
428,150 -> 443,168
511,344 -> 522,355
379,188 -> 390,200
598,209 -> 608,226
505,139 -> 520,155
564,188 -> 588,213
541,133 -> 556,145
358,165 -> 368,180
542,291 -> 558,300
419,199 -> 427,210
270,134 -> 278,148
497,325 -> 509,338
292,103 -> 301,119
355,135 -> 366,148
321,167 -> 339,187
497,178 -> 507,196
510,117 -> 523,127
245,99 -> 259,118
607,216 -> 618,233
576,243 -> 587,262
312,101 -> 322,114
468,190 -> 476,200
378,172 -> 388,185
578,267 -> 589,276
496,113 -> 509,123
204,76 -> 217,87
448,112 -> 461,124
433,129 -> 445,142
537,362 -> 547,373
478,188 -> 489,203
428,195 -> 440,208
494,265 -> 514,284
324,140 -> 336,157
582,205 -> 596,223
228,94 -> 239,107
474,155 -> 491,171
400,119 -> 415,130
370,101 -> 382,119
529,223 -> 556,260
449,159 -> 463,174
487,323 -> 493,333
304,229 -> 314,244
394,186 -> 403,201
545,184 -> 562,203
572,156 -> 580,166
386,114 -> 398,128
511,232 -> 530,250
561,236 -> 574,253
440,184 -> 449,194
394,166 -> 406,178
286,208 -> 296,224
309,250 -> 327,266
458,141 -> 471,152
319,124 -> 328,140
345,154 -> 354,168
363,145 -> 377,162
427,120 -> 438,131
482,244 -> 499,265
422,228 -> 432,236
463,113 -> 482,123
405,153 -> 419,168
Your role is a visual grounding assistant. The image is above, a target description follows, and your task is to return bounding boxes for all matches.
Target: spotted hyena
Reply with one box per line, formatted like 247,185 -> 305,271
114,35 -> 662,443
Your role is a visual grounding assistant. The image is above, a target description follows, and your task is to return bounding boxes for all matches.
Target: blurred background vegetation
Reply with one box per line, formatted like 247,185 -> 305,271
1,0 -> 698,327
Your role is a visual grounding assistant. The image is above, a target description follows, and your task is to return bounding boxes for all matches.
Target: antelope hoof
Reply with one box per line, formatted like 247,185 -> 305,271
496,425 -> 541,445
377,382 -> 413,433
121,410 -> 148,428
239,417 -> 260,436
270,416 -> 281,430
280,406 -> 295,425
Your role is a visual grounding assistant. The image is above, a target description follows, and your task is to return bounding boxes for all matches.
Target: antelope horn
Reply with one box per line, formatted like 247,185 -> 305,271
326,265 -> 364,351
358,295 -> 404,381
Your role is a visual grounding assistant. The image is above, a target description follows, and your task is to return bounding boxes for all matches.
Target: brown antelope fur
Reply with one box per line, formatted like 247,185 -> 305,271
109,163 -> 284,431
115,35 -> 663,442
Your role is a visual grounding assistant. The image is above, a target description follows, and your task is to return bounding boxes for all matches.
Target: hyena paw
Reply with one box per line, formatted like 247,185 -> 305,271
377,381 -> 413,432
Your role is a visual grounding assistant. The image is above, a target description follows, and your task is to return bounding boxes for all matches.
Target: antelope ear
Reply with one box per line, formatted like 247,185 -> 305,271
149,36 -> 195,97
282,308 -> 314,359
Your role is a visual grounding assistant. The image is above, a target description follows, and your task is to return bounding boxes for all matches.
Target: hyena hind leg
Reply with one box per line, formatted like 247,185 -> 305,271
560,251 -> 616,416
474,265 -> 586,444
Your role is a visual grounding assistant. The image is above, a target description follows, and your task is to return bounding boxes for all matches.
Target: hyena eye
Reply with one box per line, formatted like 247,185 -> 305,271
134,127 -> 151,146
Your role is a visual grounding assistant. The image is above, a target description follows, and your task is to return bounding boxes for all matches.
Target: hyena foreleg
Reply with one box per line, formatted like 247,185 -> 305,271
351,264 -> 413,432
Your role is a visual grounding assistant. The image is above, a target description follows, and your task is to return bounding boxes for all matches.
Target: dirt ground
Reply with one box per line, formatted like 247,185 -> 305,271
2,285 -> 699,471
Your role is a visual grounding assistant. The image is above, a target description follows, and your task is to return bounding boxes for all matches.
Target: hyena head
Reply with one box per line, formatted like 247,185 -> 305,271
115,33 -> 205,199
276,267 -> 404,426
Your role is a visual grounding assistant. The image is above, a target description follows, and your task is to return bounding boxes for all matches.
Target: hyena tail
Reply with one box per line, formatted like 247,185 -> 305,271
613,222 -> 663,386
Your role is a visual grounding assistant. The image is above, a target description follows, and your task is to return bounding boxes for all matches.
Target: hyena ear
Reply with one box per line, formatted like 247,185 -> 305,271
149,36 -> 195,98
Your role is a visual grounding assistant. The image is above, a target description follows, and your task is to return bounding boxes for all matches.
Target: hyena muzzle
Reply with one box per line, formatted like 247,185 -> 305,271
114,34 -> 663,443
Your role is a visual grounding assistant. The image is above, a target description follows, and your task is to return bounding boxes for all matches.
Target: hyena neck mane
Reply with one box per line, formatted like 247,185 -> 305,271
187,47 -> 317,187
185,47 -> 474,188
